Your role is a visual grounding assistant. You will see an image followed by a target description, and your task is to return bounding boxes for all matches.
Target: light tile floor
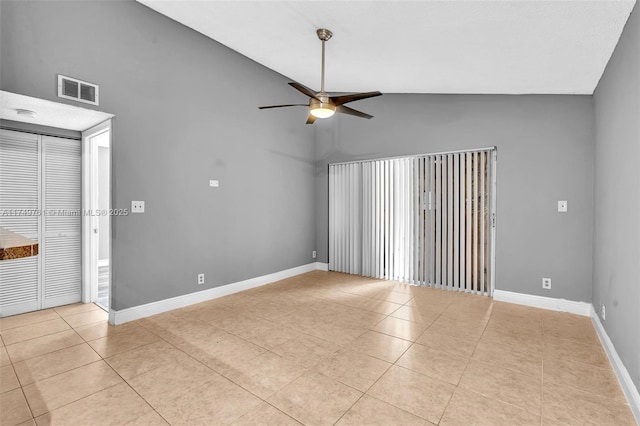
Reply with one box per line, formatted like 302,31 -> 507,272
0,271 -> 636,425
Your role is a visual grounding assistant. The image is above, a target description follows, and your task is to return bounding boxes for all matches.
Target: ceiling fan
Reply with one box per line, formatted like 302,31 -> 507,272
259,28 -> 382,124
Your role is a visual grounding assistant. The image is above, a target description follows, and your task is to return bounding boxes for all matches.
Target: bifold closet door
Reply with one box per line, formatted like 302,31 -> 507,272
0,130 -> 81,316
42,136 -> 82,308
0,130 -> 41,316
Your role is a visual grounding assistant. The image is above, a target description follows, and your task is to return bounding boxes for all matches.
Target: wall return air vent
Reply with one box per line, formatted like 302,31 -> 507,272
57,74 -> 99,105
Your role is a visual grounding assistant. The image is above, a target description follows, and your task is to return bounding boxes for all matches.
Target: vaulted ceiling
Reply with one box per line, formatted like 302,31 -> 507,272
138,0 -> 635,95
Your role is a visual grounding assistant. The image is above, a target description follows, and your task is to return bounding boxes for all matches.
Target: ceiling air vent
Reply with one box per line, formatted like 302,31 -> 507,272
57,74 -> 99,105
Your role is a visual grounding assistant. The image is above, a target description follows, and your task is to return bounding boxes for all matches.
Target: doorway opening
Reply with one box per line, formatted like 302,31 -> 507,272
83,121 -> 112,311
0,91 -> 113,317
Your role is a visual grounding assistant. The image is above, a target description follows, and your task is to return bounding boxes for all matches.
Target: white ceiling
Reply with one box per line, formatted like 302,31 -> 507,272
0,91 -> 114,132
138,0 -> 635,95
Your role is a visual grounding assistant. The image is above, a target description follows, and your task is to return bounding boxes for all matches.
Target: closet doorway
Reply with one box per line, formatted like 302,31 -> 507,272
0,91 -> 113,317
0,129 -> 82,315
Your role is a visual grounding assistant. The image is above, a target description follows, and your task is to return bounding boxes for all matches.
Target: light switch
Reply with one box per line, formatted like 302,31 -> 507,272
558,200 -> 567,213
209,180 -> 219,188
131,200 -> 145,213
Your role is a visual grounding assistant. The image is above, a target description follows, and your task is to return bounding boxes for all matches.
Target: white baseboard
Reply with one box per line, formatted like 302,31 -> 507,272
493,290 -> 592,316
109,262 -> 326,325
315,262 -> 329,271
590,306 -> 640,423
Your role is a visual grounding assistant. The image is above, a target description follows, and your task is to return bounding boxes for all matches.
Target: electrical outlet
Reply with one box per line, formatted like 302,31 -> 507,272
131,200 -> 145,213
209,180 -> 219,187
197,273 -> 205,285
542,278 -> 551,289
601,304 -> 606,321
312,250 -> 317,259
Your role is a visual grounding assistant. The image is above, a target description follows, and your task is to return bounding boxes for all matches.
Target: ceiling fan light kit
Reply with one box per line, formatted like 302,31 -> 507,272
309,98 -> 336,118
259,28 -> 382,124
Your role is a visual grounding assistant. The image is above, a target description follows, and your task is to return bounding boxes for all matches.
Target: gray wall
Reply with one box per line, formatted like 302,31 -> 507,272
1,0 -> 317,310
315,94 -> 595,301
0,2 -> 603,313
593,4 -> 640,394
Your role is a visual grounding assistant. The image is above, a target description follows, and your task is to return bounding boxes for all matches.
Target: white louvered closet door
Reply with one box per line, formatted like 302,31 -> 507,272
42,136 -> 82,308
0,130 -> 81,317
0,130 -> 41,316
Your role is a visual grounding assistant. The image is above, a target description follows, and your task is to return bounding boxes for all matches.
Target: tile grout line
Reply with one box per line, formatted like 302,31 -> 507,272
539,321 -> 630,408
0,310 -> 62,333
337,302 -> 439,425
96,345 -> 172,426
133,318 -> 313,424
375,294 -> 458,370
3,347 -> 35,423
133,317 -> 288,419
14,304 -> 117,422
0,317 -> 69,346
30,382 -> 124,423
2,312 -> 107,350
437,312 -> 492,425
132,285 -> 413,424
451,307 -> 548,422
329,347 -> 403,425
101,321 -> 225,424
3,328 -> 79,363
464,306 -> 546,422
11,341 -> 98,383
18,383 -> 36,423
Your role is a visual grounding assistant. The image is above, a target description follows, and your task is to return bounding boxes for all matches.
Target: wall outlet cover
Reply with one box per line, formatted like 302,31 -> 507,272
558,200 -> 568,212
131,200 -> 145,213
542,277 -> 552,289
197,273 -> 205,285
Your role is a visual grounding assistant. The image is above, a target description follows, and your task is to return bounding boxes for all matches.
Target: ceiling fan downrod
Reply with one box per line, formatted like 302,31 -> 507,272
317,28 -> 333,96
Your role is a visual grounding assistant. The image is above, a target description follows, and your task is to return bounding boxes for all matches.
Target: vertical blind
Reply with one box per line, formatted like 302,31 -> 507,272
329,148 -> 496,295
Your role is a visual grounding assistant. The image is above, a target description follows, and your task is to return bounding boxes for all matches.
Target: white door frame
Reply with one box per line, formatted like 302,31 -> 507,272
81,119 -> 112,305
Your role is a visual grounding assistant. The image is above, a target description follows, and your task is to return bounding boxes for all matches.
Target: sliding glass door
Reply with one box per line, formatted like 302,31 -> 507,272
329,148 -> 496,295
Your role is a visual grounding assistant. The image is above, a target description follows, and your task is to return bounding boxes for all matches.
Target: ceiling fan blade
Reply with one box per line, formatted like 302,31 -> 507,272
336,105 -> 373,119
306,114 -> 316,125
289,82 -> 320,100
331,91 -> 382,106
258,104 -> 307,109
